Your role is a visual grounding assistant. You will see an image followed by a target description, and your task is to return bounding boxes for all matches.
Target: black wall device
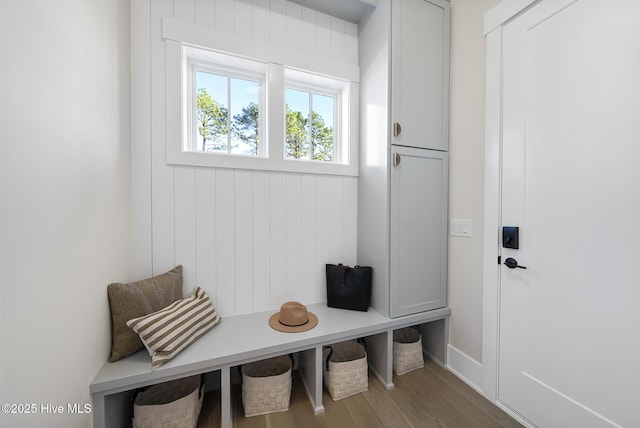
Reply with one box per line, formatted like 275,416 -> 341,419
502,226 -> 520,249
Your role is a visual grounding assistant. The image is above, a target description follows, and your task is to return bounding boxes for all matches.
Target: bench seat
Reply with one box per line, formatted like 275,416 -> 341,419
91,303 -> 451,428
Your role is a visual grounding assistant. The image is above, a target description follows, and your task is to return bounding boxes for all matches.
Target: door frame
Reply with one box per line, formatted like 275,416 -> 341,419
481,0 -> 539,421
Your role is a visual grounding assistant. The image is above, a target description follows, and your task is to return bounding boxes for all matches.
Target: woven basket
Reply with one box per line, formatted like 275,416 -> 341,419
241,355 -> 292,417
323,340 -> 368,401
132,374 -> 204,428
393,327 -> 424,375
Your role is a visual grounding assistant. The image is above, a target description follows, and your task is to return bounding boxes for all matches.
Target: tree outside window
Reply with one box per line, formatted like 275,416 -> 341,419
196,88 -> 227,152
285,88 -> 335,162
196,71 -> 260,155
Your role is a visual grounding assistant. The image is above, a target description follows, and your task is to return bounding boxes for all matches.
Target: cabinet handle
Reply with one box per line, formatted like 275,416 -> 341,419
393,153 -> 401,166
393,122 -> 402,137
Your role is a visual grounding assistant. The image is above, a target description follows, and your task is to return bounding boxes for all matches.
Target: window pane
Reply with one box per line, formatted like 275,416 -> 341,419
230,78 -> 260,155
311,93 -> 334,162
285,88 -> 310,159
195,71 -> 228,152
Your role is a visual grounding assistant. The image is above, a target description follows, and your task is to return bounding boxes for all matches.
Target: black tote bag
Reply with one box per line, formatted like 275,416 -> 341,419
325,264 -> 372,312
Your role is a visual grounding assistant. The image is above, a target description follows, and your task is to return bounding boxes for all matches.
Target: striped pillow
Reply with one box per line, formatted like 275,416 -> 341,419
127,286 -> 221,370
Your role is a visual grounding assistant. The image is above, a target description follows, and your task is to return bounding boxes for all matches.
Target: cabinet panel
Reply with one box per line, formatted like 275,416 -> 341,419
390,146 -> 448,317
391,0 -> 450,151
358,0 -> 449,319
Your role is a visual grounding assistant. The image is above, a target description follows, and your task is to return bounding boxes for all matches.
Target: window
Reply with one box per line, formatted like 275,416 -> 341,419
167,27 -> 359,176
284,68 -> 349,166
194,70 -> 261,155
285,88 -> 336,162
185,48 -> 266,158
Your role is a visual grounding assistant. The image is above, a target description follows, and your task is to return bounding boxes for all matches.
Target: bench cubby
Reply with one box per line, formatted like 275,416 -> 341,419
91,304 -> 450,428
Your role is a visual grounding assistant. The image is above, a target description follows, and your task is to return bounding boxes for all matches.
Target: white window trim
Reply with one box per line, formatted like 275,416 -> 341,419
163,18 -> 359,176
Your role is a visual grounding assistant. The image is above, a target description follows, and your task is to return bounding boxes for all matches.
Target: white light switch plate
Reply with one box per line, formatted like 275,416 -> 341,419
449,219 -> 472,238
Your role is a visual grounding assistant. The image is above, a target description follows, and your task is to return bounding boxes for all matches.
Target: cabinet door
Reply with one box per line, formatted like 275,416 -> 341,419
390,146 -> 447,318
391,0 -> 450,151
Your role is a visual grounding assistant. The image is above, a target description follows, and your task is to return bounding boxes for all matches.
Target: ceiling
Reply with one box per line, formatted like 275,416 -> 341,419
287,0 -> 377,24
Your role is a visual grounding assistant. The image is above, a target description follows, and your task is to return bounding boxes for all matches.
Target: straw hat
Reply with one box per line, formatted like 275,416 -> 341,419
269,301 -> 318,333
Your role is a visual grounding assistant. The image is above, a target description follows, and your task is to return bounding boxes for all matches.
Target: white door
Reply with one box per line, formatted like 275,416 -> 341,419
499,0 -> 640,426
390,146 -> 447,318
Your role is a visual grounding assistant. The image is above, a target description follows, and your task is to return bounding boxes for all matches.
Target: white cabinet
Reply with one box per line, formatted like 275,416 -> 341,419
391,0 -> 450,151
358,0 -> 449,318
390,146 -> 448,317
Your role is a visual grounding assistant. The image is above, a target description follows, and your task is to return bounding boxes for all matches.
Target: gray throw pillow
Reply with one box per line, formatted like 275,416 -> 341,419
107,266 -> 183,362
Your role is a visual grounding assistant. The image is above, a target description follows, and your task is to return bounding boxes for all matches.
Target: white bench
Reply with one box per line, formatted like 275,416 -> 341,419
90,304 -> 451,428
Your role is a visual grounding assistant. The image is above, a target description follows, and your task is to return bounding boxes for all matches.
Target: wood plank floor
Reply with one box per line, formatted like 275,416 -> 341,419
197,358 -> 523,427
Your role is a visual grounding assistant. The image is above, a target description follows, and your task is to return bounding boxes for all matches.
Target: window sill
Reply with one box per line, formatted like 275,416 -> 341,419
167,149 -> 358,176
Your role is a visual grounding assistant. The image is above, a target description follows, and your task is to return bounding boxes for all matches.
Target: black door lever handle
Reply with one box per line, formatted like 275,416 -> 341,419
504,257 -> 527,269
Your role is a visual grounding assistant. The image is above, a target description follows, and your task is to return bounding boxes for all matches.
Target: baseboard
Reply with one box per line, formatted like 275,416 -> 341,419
496,400 -> 536,428
369,364 -> 394,390
424,350 -> 446,369
446,344 -> 482,393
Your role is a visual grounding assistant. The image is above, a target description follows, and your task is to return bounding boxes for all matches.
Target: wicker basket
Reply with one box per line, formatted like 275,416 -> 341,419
323,340 -> 368,401
393,327 -> 424,375
241,355 -> 292,417
132,374 -> 204,428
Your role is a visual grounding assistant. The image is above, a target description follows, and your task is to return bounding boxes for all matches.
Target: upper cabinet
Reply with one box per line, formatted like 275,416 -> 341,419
391,0 -> 450,151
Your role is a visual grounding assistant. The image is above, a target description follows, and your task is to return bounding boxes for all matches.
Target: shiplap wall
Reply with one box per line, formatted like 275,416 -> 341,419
132,0 -> 359,316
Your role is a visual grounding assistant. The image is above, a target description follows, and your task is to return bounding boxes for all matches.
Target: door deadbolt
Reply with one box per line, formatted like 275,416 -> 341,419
502,226 -> 520,249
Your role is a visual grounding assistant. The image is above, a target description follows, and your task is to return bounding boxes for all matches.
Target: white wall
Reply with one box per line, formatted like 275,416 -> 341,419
0,0 -> 506,422
132,0 -> 359,316
447,0 -> 500,373
0,1 -> 131,427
